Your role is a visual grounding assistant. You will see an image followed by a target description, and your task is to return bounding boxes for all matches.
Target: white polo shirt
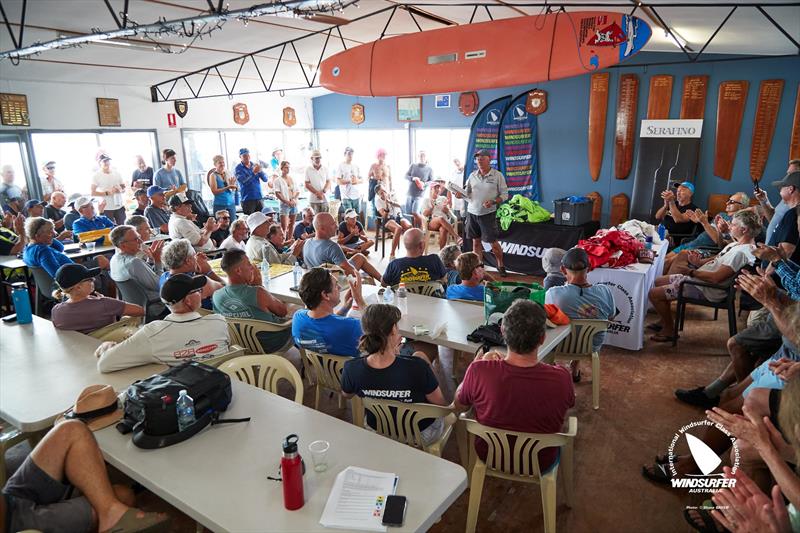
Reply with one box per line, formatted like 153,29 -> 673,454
168,213 -> 213,252
92,169 -> 126,210
304,165 -> 329,202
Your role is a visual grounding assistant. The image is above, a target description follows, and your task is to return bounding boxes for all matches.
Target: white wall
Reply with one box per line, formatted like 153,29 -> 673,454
0,79 -> 314,175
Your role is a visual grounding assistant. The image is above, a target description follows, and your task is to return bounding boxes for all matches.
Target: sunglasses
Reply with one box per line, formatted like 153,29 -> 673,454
726,199 -> 744,205
45,166 -> 55,170
218,216 -> 231,220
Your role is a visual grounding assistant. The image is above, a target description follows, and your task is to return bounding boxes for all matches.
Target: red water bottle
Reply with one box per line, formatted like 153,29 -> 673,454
281,434 -> 304,510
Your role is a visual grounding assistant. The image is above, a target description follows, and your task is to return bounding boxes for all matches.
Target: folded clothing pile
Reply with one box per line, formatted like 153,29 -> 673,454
578,229 -> 644,269
613,219 -> 663,246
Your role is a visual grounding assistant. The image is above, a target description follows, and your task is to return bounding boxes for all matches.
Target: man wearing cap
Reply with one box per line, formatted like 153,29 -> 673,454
131,188 -> 149,216
72,196 -> 116,245
755,159 -> 800,242
404,150 -> 433,219
62,193 -> 82,231
154,148 -> 185,191
303,212 -> 382,283
23,199 -> 46,218
337,208 -> 374,255
458,149 -> 508,277
235,148 -> 269,215
655,181 -> 700,242
168,192 -> 219,252
39,161 -> 63,202
96,273 -> 230,372
213,249 -> 293,353
45,190 -> 67,230
91,154 -> 127,225
144,185 -> 171,233
545,247 -> 614,378
335,147 -> 362,216
246,212 -> 301,265
109,224 -> 167,319
764,171 -> 800,260
305,149 -> 330,213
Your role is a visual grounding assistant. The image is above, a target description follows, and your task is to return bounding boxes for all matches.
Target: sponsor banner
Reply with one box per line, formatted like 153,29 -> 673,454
640,119 -> 703,138
498,93 -> 540,199
464,95 -> 512,183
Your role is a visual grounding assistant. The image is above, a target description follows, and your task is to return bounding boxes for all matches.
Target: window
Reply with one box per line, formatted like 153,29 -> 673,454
413,128 -> 470,184
182,130 -> 223,195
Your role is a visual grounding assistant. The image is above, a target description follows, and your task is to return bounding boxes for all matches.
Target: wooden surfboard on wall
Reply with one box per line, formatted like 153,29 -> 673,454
610,193 -> 630,226
750,79 -> 784,183
587,191 -> 603,221
789,84 -> 800,160
588,73 -> 610,182
647,75 -> 673,119
615,74 -> 639,180
320,12 -> 651,96
714,81 -> 749,181
680,75 -> 709,119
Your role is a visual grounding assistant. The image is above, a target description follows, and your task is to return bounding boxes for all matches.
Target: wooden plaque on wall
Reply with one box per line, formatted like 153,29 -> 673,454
647,75 -> 673,119
0,93 -> 30,126
96,98 -> 121,127
680,75 -> 708,119
789,84 -> 800,161
609,193 -> 630,227
750,79 -> 784,182
587,191 -> 603,221
614,74 -> 638,180
714,81 -> 749,181
588,73 -> 609,182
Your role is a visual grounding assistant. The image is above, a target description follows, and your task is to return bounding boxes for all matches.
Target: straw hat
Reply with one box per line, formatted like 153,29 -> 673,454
56,384 -> 123,431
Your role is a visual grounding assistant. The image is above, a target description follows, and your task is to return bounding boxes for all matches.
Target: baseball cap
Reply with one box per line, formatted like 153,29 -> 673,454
24,199 -> 46,210
561,247 -> 590,271
772,171 -> 800,189
66,193 -> 82,208
56,384 -> 123,432
272,148 -> 282,155
98,154 -> 111,162
134,188 -> 148,197
161,273 -> 207,305
43,161 -> 56,169
146,185 -> 166,197
168,192 -> 192,208
344,146 -> 354,154
311,149 -> 321,158
474,149 -> 491,158
344,208 -> 358,219
55,263 -> 101,290
239,148 -> 250,156
74,196 -> 93,210
246,211 -> 269,231
676,181 -> 695,193
541,248 -> 566,274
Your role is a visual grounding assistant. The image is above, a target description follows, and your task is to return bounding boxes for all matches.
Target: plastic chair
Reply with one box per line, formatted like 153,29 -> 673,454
28,266 -> 56,317
225,317 -> 293,355
673,278 -> 738,346
457,415 -> 577,533
360,398 -> 456,457
116,278 -> 163,322
395,281 -> 445,298
300,348 -> 358,420
198,345 -> 246,368
88,316 -> 143,343
550,319 -> 608,410
219,354 -> 304,404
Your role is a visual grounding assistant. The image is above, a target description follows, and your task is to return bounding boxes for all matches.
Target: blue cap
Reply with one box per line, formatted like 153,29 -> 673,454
678,181 -> 695,193
146,185 -> 166,197
239,148 -> 250,156
24,199 -> 46,210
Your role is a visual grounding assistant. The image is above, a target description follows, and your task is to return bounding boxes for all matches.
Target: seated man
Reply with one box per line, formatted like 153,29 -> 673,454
96,274 -> 230,372
24,199 -> 47,218
63,194 -> 82,231
381,228 -> 447,287
337,208 -> 374,255
655,181 -> 700,245
167,192 -> 219,252
124,214 -> 153,244
212,249 -> 293,353
0,213 -> 26,255
245,212 -> 300,265
131,188 -> 149,216
453,299 -> 575,472
445,251 -> 486,301
293,207 -> 316,241
210,209 -> 231,247
71,196 -> 115,245
541,248 -> 567,290
303,213 -> 382,283
419,182 -> 461,250
159,238 -> 224,310
143,185 -> 171,234
647,210 -> 762,342
374,184 -> 412,260
109,224 -> 167,318
3,196 -> 23,217
293,266 -> 367,357
2,419 -> 168,532
220,218 -> 248,251
23,216 -> 104,278
44,190 -> 68,230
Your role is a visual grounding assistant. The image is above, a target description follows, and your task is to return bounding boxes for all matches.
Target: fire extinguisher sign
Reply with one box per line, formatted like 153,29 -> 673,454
167,113 -> 177,128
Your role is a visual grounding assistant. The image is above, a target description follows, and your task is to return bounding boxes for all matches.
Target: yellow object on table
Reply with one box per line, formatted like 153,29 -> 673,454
77,228 -> 112,246
208,258 -> 293,280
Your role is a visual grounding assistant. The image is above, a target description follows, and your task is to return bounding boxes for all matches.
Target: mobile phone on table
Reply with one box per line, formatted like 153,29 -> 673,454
382,495 -> 407,527
2,314 -> 17,323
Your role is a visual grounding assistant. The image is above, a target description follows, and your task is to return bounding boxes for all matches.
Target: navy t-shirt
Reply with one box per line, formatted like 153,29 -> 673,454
768,207 -> 799,247
293,221 -> 314,241
341,355 -> 439,429
338,221 -> 364,245
382,254 -> 447,286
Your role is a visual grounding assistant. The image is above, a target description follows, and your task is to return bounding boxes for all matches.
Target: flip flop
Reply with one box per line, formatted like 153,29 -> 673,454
102,508 -> 170,533
641,462 -> 674,485
650,334 -> 678,343
683,500 -> 729,533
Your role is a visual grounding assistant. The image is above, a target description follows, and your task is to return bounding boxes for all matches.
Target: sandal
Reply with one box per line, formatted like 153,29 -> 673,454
654,453 -> 681,465
641,462 -> 674,485
650,333 -> 678,343
683,500 -> 728,533
646,323 -> 663,332
102,508 -> 170,533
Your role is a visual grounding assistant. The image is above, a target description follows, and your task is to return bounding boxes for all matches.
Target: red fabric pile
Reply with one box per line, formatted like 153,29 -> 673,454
577,229 -> 644,269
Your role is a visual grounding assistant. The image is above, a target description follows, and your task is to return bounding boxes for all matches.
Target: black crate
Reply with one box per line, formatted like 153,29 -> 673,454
553,198 -> 594,226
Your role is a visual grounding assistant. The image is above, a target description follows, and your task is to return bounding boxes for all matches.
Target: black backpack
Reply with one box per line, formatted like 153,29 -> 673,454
117,362 -> 247,449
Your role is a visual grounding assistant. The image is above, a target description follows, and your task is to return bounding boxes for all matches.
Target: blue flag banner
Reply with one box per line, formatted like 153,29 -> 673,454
463,95 -> 512,183
498,93 -> 539,200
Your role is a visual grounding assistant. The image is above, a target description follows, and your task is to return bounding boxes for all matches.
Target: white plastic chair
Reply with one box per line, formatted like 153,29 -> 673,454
88,316 -> 143,343
219,354 -> 304,404
300,348 -> 362,424
360,398 -> 456,457
549,319 -> 608,410
225,317 -> 293,355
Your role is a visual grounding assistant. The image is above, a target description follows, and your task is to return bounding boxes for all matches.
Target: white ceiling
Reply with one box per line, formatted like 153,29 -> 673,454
0,0 -> 798,98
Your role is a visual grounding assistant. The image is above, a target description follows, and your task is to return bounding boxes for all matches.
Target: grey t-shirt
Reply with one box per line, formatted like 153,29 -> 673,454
144,205 -> 171,229
51,296 -> 126,334
302,238 -> 347,268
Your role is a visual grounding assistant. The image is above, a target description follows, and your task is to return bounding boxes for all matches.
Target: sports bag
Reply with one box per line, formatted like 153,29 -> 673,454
116,361 -> 248,449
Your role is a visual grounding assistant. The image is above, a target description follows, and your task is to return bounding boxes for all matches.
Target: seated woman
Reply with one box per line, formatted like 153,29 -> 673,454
647,209 -> 762,342
374,184 -> 411,260
439,244 -> 462,287
337,209 -> 374,255
51,263 -> 144,334
419,182 -> 461,249
446,252 -> 486,301
340,304 -> 448,445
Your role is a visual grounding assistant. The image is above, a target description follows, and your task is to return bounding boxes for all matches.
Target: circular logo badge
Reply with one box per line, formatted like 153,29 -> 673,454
332,66 -> 341,77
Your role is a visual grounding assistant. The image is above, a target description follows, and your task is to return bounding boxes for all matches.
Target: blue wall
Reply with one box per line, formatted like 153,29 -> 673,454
313,53 -> 800,224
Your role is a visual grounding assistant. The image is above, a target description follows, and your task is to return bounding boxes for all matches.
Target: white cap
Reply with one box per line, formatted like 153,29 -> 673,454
344,209 -> 358,219
74,196 -> 93,210
246,211 -> 269,231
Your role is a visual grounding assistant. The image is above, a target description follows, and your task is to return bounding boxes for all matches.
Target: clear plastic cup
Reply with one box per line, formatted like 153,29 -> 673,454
308,440 -> 330,472
86,241 -> 96,252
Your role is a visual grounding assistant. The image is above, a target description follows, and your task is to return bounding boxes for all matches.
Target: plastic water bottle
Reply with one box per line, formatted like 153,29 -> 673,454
382,285 -> 394,305
176,389 -> 195,431
396,283 -> 408,315
261,259 -> 271,287
657,224 -> 666,241
645,236 -> 653,250
293,263 -> 303,288
11,282 -> 32,325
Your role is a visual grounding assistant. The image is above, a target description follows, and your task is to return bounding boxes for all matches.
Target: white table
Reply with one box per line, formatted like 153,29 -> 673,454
587,242 -> 667,351
0,316 -> 165,432
96,380 -> 468,533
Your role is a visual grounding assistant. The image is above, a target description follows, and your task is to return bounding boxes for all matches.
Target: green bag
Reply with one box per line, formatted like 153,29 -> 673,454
483,281 -> 546,323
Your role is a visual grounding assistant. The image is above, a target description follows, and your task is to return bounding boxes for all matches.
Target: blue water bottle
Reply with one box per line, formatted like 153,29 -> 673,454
657,224 -> 666,241
11,282 -> 32,324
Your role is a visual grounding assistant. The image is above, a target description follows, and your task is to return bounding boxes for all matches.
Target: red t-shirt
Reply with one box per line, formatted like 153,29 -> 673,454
457,359 -> 575,471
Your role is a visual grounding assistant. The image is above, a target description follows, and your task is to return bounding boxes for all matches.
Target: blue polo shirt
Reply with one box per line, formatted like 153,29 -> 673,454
72,216 -> 115,244
23,240 -> 73,278
235,162 -> 268,202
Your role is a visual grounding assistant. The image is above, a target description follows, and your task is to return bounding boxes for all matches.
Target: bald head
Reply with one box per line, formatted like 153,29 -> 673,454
313,212 -> 336,239
403,228 -> 425,257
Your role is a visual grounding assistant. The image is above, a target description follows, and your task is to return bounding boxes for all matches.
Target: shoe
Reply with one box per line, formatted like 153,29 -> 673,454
497,266 -> 508,277
674,387 -> 720,409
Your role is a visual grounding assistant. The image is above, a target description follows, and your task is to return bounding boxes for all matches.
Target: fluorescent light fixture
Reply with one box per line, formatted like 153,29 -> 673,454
59,33 -> 172,53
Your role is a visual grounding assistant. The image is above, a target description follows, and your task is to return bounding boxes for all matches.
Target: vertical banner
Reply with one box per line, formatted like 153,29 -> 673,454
498,93 -> 540,199
464,95 -> 512,183
630,119 -> 703,222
